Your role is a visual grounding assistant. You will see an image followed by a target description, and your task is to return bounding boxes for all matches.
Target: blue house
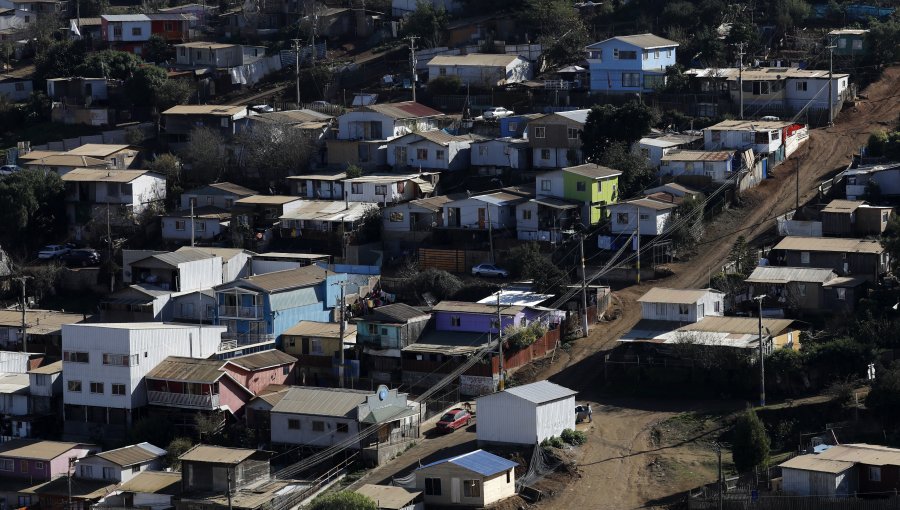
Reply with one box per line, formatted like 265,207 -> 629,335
585,33 -> 678,93
499,113 -> 542,138
214,265 -> 346,357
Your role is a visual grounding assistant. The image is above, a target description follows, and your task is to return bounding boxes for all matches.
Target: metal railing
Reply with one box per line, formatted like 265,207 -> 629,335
220,333 -> 276,347
218,305 -> 265,319
147,391 -> 219,409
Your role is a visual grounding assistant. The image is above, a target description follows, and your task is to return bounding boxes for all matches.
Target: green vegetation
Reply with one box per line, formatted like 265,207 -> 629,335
504,242 -> 569,295
731,409 -> 770,473
561,428 -> 588,445
0,169 -> 67,257
308,492 -> 377,510
401,0 -> 449,48
504,322 -> 548,349
581,102 -> 658,164
867,130 -> 900,161
408,268 -> 463,301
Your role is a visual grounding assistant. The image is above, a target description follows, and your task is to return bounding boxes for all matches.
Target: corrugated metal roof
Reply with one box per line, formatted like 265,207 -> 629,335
0,309 -> 85,335
178,444 -> 261,464
118,471 -> 182,495
679,316 -> 797,335
95,443 -> 165,467
234,195 -> 300,205
163,104 -> 245,116
774,236 -> 884,254
23,155 -> 109,168
163,205 -> 230,220
531,197 -> 580,209
65,144 -> 131,158
780,455 -> 854,474
343,173 -> 418,184
402,330 -> 487,355
822,199 -> 865,213
587,33 -> 679,49
24,477 -> 115,498
563,163 -> 622,179
822,276 -> 870,288
502,380 -> 577,404
101,14 -> 150,21
661,150 -> 732,162
0,373 -> 30,394
286,170 -> 347,181
28,360 -> 62,375
362,101 -> 443,120
61,169 -> 154,183
409,195 -> 454,212
271,386 -> 370,417
427,53 -> 520,67
279,201 -> 371,222
146,356 -> 225,383
176,41 -> 235,49
418,450 -> 518,476
132,248 -> 215,268
637,288 -> 721,304
282,321 -> 356,338
207,181 -> 258,196
371,303 -> 431,322
252,384 -> 290,407
355,485 -> 420,510
252,109 -> 333,125
706,120 -> 794,131
619,197 -> 679,211
819,444 -> 900,466
226,350 -> 297,371
473,191 -> 531,206
0,440 -> 89,461
746,266 -> 836,284
431,301 -> 523,316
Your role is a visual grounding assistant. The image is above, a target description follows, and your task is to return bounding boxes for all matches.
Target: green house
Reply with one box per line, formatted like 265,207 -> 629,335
561,163 -> 622,225
828,29 -> 869,57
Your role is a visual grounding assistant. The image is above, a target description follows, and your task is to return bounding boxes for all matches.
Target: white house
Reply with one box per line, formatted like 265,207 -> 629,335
76,442 -> 166,484
414,450 -> 518,508
337,102 -> 444,141
426,53 -> 533,87
112,471 -> 183,510
343,173 -> 433,204
442,191 -> 530,230
605,197 -> 678,236
659,150 -> 735,182
128,248 -> 223,293
161,206 -> 231,243
476,380 -> 577,445
180,182 -> 258,210
61,322 -> 226,437
0,373 -> 30,435
470,138 -> 531,173
288,170 -> 346,200
704,120 -> 792,154
843,162 -> 900,201
636,287 -> 725,323
0,76 -> 32,101
634,134 -> 703,168
383,195 -> 456,233
386,131 -> 477,171
61,169 -> 166,225
101,14 -> 152,44
174,42 -> 263,68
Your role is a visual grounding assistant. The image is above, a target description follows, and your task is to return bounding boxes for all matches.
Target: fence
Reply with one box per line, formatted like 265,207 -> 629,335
688,494 -> 900,510
417,248 -> 492,273
271,453 -> 357,510
29,123 -> 155,152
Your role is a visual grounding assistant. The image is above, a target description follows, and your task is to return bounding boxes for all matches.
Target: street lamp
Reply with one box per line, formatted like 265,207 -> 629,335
752,294 -> 766,407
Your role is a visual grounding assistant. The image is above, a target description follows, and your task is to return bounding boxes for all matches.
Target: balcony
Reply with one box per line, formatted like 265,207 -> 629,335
219,333 -> 275,349
147,390 -> 220,409
218,305 -> 265,319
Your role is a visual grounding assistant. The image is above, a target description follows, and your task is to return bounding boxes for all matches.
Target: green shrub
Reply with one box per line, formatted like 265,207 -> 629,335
561,428 -> 587,445
504,322 -> 548,350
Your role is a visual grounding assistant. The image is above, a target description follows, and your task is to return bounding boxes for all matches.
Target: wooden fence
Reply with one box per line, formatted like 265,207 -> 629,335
417,248 -> 490,273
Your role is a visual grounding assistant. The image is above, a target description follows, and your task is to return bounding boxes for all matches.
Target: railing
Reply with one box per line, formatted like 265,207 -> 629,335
219,333 -> 276,349
218,305 -> 265,319
147,390 -> 219,409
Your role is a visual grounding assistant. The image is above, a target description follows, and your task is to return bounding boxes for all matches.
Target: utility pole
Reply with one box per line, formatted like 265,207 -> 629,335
715,443 -> 723,510
190,197 -> 195,247
331,280 -> 349,388
496,286 -> 504,391
226,467 -> 233,510
579,233 -> 590,337
485,203 -> 495,264
292,38 -> 302,106
827,36 -> 836,127
795,157 -> 800,211
635,205 -> 641,284
14,276 -> 31,353
408,36 -> 418,103
107,203 -> 114,293
753,294 -> 766,407
737,43 -> 745,120
67,456 -> 75,510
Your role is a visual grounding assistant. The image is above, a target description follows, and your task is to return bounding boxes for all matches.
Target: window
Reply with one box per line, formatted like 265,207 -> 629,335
175,220 -> 186,231
112,384 -> 126,396
436,150 -> 445,160
836,288 -> 847,301
614,48 -> 637,60
540,149 -> 551,160
655,302 -> 666,316
164,21 -> 174,31
416,148 -> 428,159
336,423 -> 349,433
642,51 -> 648,60
14,82 -> 24,91
714,301 -> 721,313
312,421 -> 325,432
508,122 -> 518,132
102,467 -> 114,480
195,221 -> 206,232
288,419 -> 300,430
81,465 -> 93,477
17,497 -> 30,507
34,374 -> 49,386
63,351 -> 89,363
390,211 -> 404,222
667,49 -> 672,57
478,145 -> 489,156
567,127 -> 579,140
870,466 -> 881,482
351,183 -> 363,194
132,27 -> 142,36
852,39 -> 863,50
439,67 -> 447,76
19,460 -> 27,473
0,459 -> 12,471
522,209 -> 532,220
68,380 -> 82,392
639,213 -> 649,221
113,25 -> 122,37
179,47 -> 186,56
451,316 -> 461,327
540,179 -> 551,191
224,198 -> 233,208
678,304 -> 689,315
463,480 -> 481,497
375,185 -> 387,195
310,339 -> 323,355
206,196 -> 214,206
90,382 -> 104,394
576,181 -> 586,192
654,49 -> 659,59
622,72 -> 640,87
103,353 -> 137,366
425,478 -> 442,496
490,319 -> 500,329
795,81 -> 807,92
132,466 -> 140,474
837,38 -> 847,49
797,284 -> 806,297
800,251 -> 810,264
698,303 -> 705,317
616,212 -> 629,225
644,75 -> 665,89
533,126 -> 546,139
34,461 -> 43,470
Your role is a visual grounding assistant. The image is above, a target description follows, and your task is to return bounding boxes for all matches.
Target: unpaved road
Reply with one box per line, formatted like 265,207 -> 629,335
530,66 -> 900,510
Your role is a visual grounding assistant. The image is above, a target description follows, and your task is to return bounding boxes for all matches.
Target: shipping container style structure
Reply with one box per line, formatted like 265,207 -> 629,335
636,288 -> 725,323
475,380 -> 577,445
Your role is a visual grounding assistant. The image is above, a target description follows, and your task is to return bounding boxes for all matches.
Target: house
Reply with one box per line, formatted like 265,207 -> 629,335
620,316 -> 801,353
20,154 -> 109,175
147,13 -> 193,43
248,109 -> 334,146
430,301 -> 553,335
336,102 -> 444,141
469,137 -> 531,173
499,113 -> 541,138
249,252 -> 331,275
343,173 -> 435,204
829,29 -> 869,57
659,150 -> 735,183
161,206 -> 231,243
61,322 -> 226,438
288,170 -> 346,199
61,169 -> 166,227
0,74 -> 31,101
159,2 -> 218,27
604,197 -> 678,239
180,182 -> 258,210
76,443 -> 166,484
426,53 -> 532,87
843,162 -> 900,200
528,109 -> 589,169
386,131 -> 478,171
161,104 -> 249,149
585,33 -> 678,93
643,182 -> 703,200
128,248 -> 223,294
414,450 -> 518,508
278,200 -> 375,247
111,470 -> 183,510
356,303 -> 431,384
28,361 -> 63,437
441,190 -> 531,230
634,133 -> 703,168
726,68 -> 849,122
0,309 -> 87,354
65,144 -> 138,169
173,41 -> 265,68
745,267 -> 839,314
231,195 -> 304,249
101,14 -> 152,53
560,163 -> 621,224
220,349 -> 297,394
270,385 -> 419,465
636,288 -> 725,323
214,265 -> 346,353
244,384 -> 289,440
382,195 -> 456,237
0,440 -> 98,508
0,373 -> 31,436
46,77 -> 108,104
772,236 -> 888,279
780,444 -> 900,497
820,199 -> 893,237
516,196 -> 582,243
281,321 -> 356,387
355,484 -> 423,510
476,380 -> 576,445
703,119 -> 792,155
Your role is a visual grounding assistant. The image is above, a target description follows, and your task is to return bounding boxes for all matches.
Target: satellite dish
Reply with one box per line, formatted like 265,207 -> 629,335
377,385 -> 389,401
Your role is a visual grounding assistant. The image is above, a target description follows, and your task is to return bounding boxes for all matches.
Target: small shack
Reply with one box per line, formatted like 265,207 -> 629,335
475,380 -> 576,445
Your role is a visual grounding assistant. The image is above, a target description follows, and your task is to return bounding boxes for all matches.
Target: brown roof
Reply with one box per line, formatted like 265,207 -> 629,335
208,181 -> 258,196
286,170 -> 347,181
773,236 -> 885,254
563,163 -> 622,179
163,205 -> 231,220
234,195 -> 301,206
61,169 -> 155,183
225,350 -> 297,371
22,155 -> 109,168
822,199 -> 865,213
282,321 -> 357,338
118,471 -> 182,496
431,301 -> 523,316
661,150 -> 732,162
28,360 -> 62,375
178,444 -> 266,464
428,53 -> 521,67
361,101 -> 443,120
65,144 -> 132,158
271,386 -> 370,417
163,104 -> 246,116
355,485 -> 421,509
0,309 -> 86,335
231,265 -> 333,293
145,356 -> 225,383
620,197 -> 679,211
680,316 -> 797,336
0,440 -> 89,461
590,33 -> 679,49
252,384 -> 291,407
637,288 -> 722,304
706,120 -> 794,131
781,444 -> 900,473
95,443 -> 164,467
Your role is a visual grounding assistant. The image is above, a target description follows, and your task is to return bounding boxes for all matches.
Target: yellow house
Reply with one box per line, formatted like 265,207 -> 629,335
415,450 -> 518,507
281,321 -> 357,386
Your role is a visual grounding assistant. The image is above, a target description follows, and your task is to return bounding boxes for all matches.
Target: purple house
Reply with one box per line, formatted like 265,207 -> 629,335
0,439 -> 98,506
430,301 -> 546,334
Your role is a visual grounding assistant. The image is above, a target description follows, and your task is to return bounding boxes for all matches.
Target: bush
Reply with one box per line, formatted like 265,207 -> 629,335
731,409 -> 770,473
409,268 -> 463,301
504,322 -> 548,349
426,75 -> 461,95
541,435 -> 565,449
561,428 -> 587,445
308,491 -> 377,510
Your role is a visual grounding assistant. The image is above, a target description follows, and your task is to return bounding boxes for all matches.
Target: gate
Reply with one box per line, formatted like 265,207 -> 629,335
420,383 -> 460,420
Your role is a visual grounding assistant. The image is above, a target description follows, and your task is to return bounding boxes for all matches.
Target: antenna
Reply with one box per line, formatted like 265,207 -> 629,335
408,36 -> 418,102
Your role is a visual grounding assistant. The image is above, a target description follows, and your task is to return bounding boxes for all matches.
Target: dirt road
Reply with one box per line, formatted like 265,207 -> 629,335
530,67 -> 900,510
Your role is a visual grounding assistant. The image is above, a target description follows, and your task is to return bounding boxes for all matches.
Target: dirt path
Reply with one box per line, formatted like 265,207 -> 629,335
528,66 -> 900,510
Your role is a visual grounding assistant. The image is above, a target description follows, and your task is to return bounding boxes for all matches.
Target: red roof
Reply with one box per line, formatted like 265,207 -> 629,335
365,101 -> 443,119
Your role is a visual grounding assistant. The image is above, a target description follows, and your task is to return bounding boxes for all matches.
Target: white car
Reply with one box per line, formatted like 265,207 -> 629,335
471,263 -> 509,278
483,107 -> 513,119
251,104 -> 275,113
0,165 -> 19,176
37,244 -> 70,260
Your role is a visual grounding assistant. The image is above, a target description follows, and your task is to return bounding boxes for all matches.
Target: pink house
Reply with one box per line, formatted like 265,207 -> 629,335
0,439 -> 97,506
145,356 -> 254,417
221,350 -> 297,394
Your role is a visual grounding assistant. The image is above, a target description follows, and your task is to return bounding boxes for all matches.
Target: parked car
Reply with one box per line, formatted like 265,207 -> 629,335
251,104 -> 275,113
60,249 -> 101,267
0,165 -> 19,176
37,244 -> 70,260
471,263 -> 509,278
435,408 -> 472,433
483,107 -> 513,119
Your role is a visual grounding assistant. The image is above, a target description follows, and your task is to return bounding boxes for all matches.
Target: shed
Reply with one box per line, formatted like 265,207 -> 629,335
414,449 -> 518,507
475,380 -> 577,445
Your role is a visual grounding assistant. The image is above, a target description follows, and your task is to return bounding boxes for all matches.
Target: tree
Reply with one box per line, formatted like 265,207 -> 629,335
520,0 -> 588,66
727,235 -> 755,277
731,409 -> 770,473
866,367 -> 900,427
581,101 -> 658,163
867,130 -> 900,161
0,169 -> 66,256
125,65 -> 169,107
357,206 -> 382,244
236,122 -> 313,185
426,75 -> 461,95
165,437 -> 194,470
773,0 -> 811,37
882,215 -> 900,274
155,78 -> 193,110
401,1 -> 448,48
76,50 -> 144,81
74,0 -> 110,17
144,34 -> 170,64
345,164 -> 363,179
505,242 -> 568,295
866,18 -> 900,68
34,39 -> 86,81
150,154 -> 183,209
599,142 -> 655,199
671,195 -> 704,248
180,126 -> 228,184
308,492 -> 377,510
408,268 -> 463,301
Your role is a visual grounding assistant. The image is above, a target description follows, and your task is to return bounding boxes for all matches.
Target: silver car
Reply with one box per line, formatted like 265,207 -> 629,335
471,263 -> 509,278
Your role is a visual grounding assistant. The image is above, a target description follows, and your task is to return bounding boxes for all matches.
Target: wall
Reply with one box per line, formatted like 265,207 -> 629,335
608,203 -> 671,235
660,158 -> 732,181
442,198 -> 513,230
640,294 -> 723,322
416,463 -> 511,507
0,80 -> 32,102
434,311 -> 518,335
222,361 -> 293,395
471,141 -> 527,169
338,112 -> 395,140
587,41 -> 676,92
270,412 -> 360,447
161,217 -> 222,242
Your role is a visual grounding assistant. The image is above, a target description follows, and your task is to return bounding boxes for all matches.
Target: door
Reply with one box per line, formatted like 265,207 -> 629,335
451,478 -> 461,503
478,208 -> 486,229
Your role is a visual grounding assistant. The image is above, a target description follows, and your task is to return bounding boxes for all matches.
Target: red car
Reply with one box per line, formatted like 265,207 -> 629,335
435,408 -> 472,433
